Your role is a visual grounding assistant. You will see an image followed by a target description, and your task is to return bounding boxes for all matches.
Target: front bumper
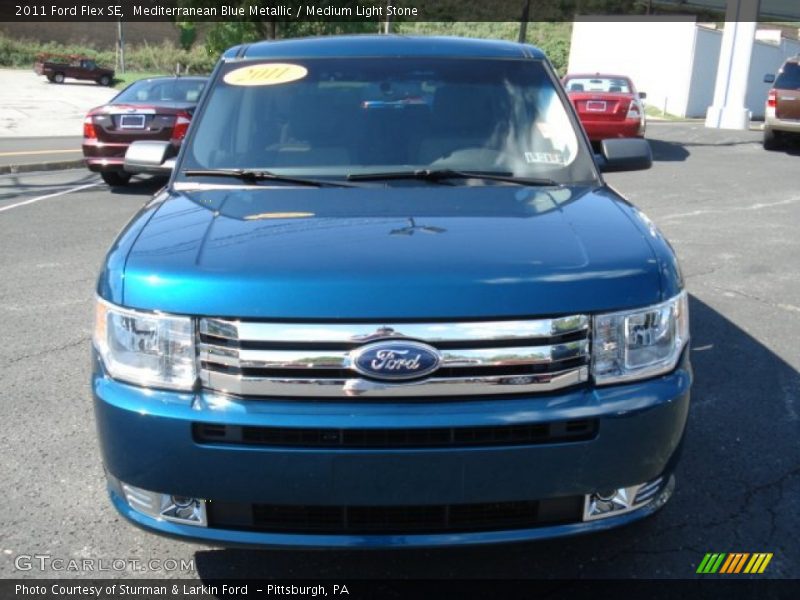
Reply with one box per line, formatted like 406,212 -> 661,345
93,349 -> 691,548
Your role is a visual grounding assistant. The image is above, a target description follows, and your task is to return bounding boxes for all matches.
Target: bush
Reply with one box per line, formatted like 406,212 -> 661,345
0,33 -> 215,75
395,22 -> 572,76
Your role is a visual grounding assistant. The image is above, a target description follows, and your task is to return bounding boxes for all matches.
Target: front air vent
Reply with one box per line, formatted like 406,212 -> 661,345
192,419 -> 598,449
206,496 -> 586,534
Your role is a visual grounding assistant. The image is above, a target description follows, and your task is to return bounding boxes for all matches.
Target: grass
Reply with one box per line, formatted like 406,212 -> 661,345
645,105 -> 684,121
112,71 -> 174,90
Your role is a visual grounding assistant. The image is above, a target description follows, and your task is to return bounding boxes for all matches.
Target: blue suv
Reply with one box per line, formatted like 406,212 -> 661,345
93,36 -> 691,548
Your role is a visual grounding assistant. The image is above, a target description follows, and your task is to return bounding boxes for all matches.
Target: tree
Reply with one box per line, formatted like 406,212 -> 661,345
178,1 -> 376,58
175,21 -> 197,51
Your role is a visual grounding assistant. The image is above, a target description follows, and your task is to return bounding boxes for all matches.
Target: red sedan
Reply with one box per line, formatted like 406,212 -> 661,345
82,76 -> 207,186
562,74 -> 646,144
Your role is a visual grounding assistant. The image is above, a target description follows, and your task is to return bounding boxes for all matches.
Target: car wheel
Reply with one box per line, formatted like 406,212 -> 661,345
763,129 -> 782,151
101,172 -> 131,187
98,75 -> 111,86
53,72 -> 65,84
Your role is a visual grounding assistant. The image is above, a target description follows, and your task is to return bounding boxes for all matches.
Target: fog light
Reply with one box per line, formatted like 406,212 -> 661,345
120,483 -> 207,527
171,495 -> 195,508
583,476 -> 668,522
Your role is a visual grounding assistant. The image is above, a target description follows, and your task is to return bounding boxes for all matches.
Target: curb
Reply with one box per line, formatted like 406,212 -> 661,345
0,159 -> 85,175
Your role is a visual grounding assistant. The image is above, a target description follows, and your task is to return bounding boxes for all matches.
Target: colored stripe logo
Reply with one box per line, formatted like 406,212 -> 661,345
697,553 -> 773,574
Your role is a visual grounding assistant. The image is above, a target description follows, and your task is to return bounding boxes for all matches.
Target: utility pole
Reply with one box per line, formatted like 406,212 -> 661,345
117,19 -> 125,74
518,0 -> 531,44
384,2 -> 393,35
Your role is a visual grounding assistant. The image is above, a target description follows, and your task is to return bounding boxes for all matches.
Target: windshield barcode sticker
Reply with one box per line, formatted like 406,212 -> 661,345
525,152 -> 565,165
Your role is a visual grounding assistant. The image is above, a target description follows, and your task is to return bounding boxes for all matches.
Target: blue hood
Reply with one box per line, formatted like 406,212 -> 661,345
111,184 -> 675,319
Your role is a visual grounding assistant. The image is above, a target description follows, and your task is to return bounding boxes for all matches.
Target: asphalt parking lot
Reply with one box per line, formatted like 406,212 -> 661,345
0,69 -> 115,138
0,122 -> 797,580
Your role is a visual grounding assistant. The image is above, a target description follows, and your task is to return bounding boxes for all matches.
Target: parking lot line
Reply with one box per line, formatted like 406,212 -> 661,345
0,149 -> 81,157
0,181 -> 99,213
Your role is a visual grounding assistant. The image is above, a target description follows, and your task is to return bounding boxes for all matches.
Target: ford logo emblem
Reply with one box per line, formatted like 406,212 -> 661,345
350,340 -> 441,381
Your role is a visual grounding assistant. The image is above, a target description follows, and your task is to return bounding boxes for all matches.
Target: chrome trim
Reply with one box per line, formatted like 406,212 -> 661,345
583,476 -> 666,522
200,316 -> 589,344
200,366 -> 588,398
200,340 -> 590,370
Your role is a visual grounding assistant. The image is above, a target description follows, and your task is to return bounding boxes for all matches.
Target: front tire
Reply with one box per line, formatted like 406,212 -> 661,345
101,172 -> 131,187
53,72 -> 65,84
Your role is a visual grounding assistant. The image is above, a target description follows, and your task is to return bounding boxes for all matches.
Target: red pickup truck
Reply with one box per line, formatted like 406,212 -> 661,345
34,54 -> 115,86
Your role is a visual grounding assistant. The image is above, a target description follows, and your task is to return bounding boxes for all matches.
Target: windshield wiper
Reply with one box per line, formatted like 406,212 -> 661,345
347,169 -> 559,187
182,169 -> 355,188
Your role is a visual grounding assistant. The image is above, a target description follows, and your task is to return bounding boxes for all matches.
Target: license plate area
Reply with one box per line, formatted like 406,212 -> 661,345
119,114 -> 146,129
585,101 -> 607,112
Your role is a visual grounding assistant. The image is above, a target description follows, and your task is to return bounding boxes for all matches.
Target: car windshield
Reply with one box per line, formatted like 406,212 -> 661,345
180,57 -> 597,185
564,76 -> 632,94
774,63 -> 800,90
114,79 -> 206,103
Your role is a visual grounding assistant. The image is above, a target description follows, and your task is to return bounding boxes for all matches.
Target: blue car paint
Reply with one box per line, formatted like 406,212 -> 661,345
94,349 -> 690,506
222,35 -> 547,61
94,35 -> 691,547
105,185 -> 673,319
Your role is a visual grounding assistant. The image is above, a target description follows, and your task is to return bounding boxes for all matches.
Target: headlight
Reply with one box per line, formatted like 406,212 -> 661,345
94,297 -> 196,390
592,291 -> 689,385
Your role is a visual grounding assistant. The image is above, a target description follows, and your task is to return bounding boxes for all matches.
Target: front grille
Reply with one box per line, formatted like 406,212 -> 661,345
207,496 -> 585,534
193,419 -> 598,449
198,316 -> 591,398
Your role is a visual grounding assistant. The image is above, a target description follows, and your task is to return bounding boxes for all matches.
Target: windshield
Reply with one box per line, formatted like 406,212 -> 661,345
180,57 -> 597,185
114,78 -> 207,103
564,76 -> 633,94
775,63 -> 800,90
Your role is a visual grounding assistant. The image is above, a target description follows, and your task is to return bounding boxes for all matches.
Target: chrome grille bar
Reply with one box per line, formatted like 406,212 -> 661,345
200,316 -> 589,344
201,367 -> 589,398
200,340 -> 589,370
198,316 -> 590,398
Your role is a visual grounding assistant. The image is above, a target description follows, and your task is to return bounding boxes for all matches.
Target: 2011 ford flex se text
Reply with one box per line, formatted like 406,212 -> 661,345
93,36 -> 691,548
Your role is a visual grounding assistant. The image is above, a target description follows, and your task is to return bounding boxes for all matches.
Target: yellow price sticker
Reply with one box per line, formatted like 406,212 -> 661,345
223,63 -> 308,87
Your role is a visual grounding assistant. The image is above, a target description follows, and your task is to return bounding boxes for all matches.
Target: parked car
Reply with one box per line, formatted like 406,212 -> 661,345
82,76 -> 207,187
34,53 -> 114,86
93,36 -> 690,548
763,56 -> 800,150
563,73 -> 647,144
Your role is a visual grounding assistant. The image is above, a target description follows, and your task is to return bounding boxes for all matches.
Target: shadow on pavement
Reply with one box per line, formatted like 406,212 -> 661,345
767,137 -> 800,156
648,139 -> 691,162
191,295 -> 799,579
42,81 -> 110,88
108,175 -> 168,196
0,170 -> 100,200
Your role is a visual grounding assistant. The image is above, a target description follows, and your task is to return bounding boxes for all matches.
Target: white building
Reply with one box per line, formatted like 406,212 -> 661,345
567,20 -> 800,119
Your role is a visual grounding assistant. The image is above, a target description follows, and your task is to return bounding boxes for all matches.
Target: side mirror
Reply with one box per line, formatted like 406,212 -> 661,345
124,141 -> 176,175
597,138 -> 652,172
638,91 -> 647,99
764,73 -> 775,84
